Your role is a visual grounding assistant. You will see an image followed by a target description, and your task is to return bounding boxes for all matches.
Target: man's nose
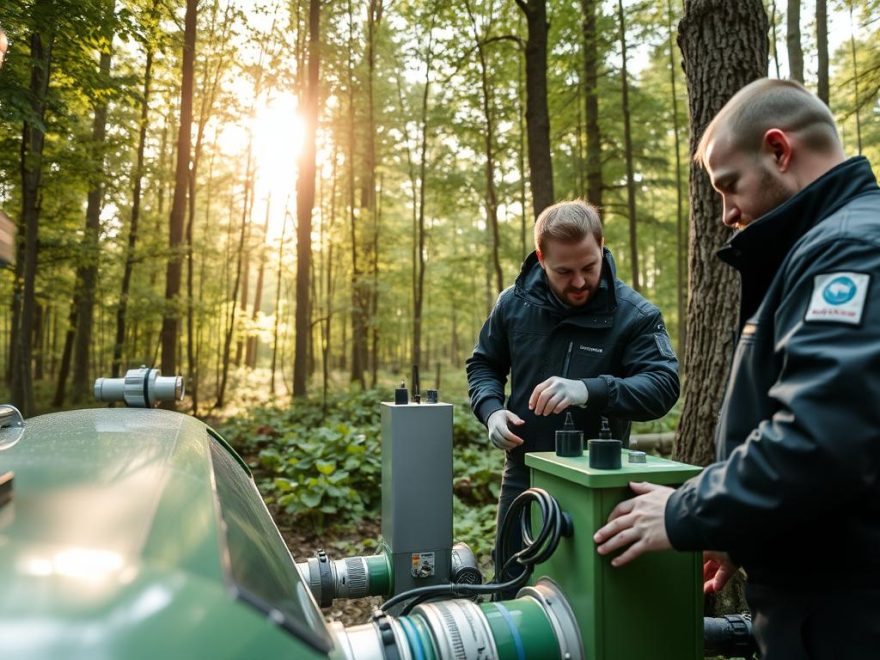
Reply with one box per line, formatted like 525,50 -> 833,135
722,199 -> 740,227
571,272 -> 586,288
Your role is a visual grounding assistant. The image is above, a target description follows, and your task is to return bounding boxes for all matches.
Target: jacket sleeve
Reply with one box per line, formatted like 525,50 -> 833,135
666,239 -> 880,557
466,291 -> 511,426
581,308 -> 680,421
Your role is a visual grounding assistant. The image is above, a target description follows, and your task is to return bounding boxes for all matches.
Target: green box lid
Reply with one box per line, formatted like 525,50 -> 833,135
525,450 -> 702,488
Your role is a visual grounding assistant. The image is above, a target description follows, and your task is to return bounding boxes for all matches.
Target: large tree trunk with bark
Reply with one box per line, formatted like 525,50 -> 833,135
677,0 -> 767,463
160,0 -> 197,397
677,0 -> 768,613
516,0 -> 554,218
293,0 -> 321,397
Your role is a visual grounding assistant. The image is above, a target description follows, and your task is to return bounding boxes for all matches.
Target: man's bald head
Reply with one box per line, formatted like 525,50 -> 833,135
695,79 -> 841,167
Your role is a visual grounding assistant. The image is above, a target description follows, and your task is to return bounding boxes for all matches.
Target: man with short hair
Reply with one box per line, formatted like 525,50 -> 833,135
466,199 -> 679,590
594,78 -> 880,657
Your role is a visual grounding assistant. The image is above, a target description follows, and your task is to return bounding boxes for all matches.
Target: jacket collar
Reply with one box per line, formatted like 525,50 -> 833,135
514,247 -> 618,325
716,156 -> 879,325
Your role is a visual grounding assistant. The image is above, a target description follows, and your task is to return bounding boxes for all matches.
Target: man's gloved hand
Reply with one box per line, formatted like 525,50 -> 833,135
487,409 -> 525,451
529,377 -> 588,416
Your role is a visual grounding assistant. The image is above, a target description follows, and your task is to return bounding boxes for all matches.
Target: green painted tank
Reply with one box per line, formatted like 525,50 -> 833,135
0,407 -> 331,659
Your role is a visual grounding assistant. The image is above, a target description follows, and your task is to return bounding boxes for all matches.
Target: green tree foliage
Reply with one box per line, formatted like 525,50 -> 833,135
0,0 -> 875,419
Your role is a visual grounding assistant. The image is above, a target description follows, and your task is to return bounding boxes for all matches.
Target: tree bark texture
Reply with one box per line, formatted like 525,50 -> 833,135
618,0 -> 640,292
293,0 -> 321,397
15,2 -> 56,416
667,0 -> 687,360
72,15 -> 114,402
516,0 -> 554,218
816,0 -> 828,105
678,0 -> 768,618
676,0 -> 768,468
581,0 -> 602,210
160,0 -> 196,393
786,0 -> 803,82
466,0 -> 504,295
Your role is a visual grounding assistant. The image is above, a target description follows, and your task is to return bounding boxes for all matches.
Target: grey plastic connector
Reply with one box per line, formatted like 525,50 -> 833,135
94,367 -> 184,408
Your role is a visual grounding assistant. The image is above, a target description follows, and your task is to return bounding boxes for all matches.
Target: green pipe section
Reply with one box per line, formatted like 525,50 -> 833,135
479,596 -> 560,660
366,552 -> 392,597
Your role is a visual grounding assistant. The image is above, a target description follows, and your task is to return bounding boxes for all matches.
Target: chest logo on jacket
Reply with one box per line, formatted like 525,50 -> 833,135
806,272 -> 870,325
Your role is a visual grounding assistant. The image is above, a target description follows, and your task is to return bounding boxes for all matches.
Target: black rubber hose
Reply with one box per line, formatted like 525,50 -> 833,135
380,488 -> 569,614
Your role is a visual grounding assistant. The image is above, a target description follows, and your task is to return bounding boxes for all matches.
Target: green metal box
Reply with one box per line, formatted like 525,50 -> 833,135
526,449 -> 703,660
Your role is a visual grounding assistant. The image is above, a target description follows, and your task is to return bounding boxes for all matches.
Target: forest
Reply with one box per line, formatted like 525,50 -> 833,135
0,0 -> 879,620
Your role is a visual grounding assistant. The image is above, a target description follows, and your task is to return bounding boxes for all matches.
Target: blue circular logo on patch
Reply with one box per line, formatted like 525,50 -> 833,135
822,276 -> 857,305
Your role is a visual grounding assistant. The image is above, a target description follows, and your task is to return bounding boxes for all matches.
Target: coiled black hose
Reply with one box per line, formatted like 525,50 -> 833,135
379,487 -> 571,615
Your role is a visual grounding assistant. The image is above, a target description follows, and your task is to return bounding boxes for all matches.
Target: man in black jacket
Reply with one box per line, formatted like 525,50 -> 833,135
594,79 -> 880,658
466,200 -> 679,589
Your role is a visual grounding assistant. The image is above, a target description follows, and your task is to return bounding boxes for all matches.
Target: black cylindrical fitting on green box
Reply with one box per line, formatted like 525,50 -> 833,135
588,439 -> 622,469
556,431 -> 583,457
555,412 -> 583,457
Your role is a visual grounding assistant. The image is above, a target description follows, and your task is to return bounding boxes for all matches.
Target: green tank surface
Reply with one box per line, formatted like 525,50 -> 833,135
0,407 -> 331,659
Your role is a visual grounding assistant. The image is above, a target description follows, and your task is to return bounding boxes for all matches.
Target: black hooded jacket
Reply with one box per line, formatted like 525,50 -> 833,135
665,157 -> 880,589
466,248 -> 680,463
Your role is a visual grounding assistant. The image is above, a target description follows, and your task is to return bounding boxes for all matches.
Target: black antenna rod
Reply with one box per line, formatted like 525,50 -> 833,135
411,364 -> 421,404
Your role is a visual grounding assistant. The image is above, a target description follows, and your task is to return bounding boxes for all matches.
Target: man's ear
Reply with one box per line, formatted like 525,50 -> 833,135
536,249 -> 545,268
763,128 -> 793,172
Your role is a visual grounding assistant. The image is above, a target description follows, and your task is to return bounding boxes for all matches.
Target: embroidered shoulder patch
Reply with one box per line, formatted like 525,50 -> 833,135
654,332 -> 675,358
805,272 -> 870,325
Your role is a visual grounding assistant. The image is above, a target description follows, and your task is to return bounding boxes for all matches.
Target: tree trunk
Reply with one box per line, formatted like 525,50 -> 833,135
677,0 -> 768,618
618,0 -> 640,292
848,3 -> 862,154
362,0 -> 383,389
466,0 -> 504,294
53,303 -> 76,408
160,0 -> 197,397
412,19 -> 435,376
246,201 -> 271,369
33,302 -> 44,381
677,0 -> 767,462
582,0 -> 602,210
73,7 -> 114,402
15,2 -> 56,416
346,0 -> 366,388
786,0 -> 803,82
516,0 -> 554,218
271,210 -> 289,396
113,40 -> 154,378
293,0 -> 321,397
769,0 -> 781,79
816,0 -> 828,105
668,0 -> 687,360
186,0 -> 233,411
216,142 -> 254,408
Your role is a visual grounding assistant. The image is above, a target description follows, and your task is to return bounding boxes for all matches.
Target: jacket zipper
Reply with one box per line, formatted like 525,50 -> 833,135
562,341 -> 573,377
